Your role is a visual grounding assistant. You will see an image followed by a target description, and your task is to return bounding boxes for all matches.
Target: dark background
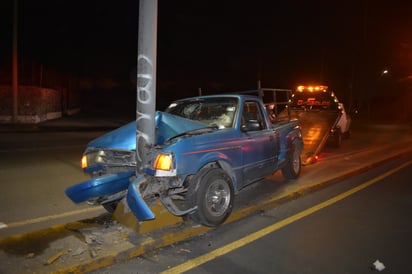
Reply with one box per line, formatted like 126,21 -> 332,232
1,0 -> 411,118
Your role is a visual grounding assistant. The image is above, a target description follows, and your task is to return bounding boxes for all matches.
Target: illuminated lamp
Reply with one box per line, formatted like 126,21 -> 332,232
154,153 -> 173,171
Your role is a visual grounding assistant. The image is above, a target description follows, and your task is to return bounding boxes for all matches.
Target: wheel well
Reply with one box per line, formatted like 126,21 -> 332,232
196,161 -> 237,192
287,134 -> 303,153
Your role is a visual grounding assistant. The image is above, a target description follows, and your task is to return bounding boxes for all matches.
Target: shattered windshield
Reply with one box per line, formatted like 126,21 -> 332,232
165,97 -> 238,129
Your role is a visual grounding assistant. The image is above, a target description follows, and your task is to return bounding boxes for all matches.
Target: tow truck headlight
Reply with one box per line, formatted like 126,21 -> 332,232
153,153 -> 173,171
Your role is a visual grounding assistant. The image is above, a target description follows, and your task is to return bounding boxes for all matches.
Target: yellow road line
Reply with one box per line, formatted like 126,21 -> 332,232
162,160 -> 412,274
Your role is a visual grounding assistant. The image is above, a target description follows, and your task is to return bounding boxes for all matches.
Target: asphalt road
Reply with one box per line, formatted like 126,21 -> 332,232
0,131 -> 109,237
92,153 -> 412,274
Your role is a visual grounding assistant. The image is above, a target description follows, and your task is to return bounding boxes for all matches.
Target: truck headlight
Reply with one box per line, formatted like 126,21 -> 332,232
81,150 -> 106,169
81,155 -> 88,169
154,153 -> 173,171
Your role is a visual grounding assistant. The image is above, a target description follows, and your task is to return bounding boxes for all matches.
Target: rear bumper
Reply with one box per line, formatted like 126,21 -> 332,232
65,170 -> 134,204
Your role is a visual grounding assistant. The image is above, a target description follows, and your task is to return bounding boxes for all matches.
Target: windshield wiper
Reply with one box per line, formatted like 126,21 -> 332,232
167,126 -> 217,142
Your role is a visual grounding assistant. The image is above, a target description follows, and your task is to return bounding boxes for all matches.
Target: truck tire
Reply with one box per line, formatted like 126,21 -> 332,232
187,168 -> 234,227
334,130 -> 342,147
343,128 -> 351,139
281,142 -> 301,180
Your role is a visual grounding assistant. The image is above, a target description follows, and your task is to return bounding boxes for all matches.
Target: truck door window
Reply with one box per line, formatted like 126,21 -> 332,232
242,101 -> 265,130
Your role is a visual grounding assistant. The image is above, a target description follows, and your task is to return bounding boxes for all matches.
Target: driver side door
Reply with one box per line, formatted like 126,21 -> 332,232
240,100 -> 278,187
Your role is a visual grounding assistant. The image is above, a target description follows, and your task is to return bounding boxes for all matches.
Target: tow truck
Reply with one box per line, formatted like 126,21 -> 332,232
278,85 -> 351,165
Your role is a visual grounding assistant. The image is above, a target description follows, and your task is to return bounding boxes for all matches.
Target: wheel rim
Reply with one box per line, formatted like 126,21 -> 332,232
292,147 -> 300,174
205,179 -> 231,217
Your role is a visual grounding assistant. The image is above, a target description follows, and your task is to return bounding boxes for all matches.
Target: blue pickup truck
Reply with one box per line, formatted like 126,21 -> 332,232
66,92 -> 303,227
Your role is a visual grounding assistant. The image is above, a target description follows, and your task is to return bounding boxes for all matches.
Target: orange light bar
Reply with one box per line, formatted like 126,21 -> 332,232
296,85 -> 328,92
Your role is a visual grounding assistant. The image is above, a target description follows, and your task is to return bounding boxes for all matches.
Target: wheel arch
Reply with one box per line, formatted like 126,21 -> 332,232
194,158 -> 239,192
283,128 -> 304,157
193,152 -> 239,190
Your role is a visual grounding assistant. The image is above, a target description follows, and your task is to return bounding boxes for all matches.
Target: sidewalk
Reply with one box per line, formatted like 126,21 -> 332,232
0,113 -> 134,133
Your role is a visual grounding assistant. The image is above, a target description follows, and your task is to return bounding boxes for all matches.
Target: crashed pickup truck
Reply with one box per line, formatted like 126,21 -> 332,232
66,92 -> 303,227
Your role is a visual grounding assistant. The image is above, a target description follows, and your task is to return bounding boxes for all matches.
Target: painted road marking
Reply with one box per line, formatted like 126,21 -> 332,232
162,160 -> 412,274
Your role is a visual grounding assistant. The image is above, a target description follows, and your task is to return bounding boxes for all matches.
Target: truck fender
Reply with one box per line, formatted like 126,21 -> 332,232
195,152 -> 239,191
287,127 -> 303,151
279,127 -> 303,161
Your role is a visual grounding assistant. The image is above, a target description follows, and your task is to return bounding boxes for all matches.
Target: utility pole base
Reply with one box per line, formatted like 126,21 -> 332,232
113,199 -> 183,234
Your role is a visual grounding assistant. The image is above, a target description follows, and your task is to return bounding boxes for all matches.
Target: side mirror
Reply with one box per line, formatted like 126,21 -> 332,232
241,120 -> 261,132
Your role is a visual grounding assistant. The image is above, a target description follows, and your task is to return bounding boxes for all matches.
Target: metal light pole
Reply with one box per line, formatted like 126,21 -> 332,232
12,0 -> 19,123
135,0 -> 158,173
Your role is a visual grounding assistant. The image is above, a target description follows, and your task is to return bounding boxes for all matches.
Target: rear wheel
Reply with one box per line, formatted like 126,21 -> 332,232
281,142 -> 301,180
334,130 -> 342,147
187,168 -> 234,227
343,128 -> 351,139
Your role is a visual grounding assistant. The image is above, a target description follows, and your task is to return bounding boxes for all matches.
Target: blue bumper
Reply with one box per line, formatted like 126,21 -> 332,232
126,175 -> 155,221
65,170 -> 134,203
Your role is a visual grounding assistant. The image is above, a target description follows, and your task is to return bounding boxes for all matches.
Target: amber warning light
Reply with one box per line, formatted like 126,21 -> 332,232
297,85 -> 328,92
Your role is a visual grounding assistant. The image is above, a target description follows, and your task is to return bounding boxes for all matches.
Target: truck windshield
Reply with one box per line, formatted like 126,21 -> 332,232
165,98 -> 238,129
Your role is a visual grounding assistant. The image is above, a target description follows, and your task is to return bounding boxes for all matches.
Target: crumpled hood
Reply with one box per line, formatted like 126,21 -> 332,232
87,111 -> 208,150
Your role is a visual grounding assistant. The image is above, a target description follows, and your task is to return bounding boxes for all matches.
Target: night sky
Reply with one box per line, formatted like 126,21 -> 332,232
1,0 -> 411,109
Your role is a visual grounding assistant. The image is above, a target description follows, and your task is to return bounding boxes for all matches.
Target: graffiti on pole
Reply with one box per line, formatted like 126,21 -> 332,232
136,54 -> 156,171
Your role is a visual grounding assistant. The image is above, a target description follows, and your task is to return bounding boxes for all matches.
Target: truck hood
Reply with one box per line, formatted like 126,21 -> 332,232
87,111 -> 208,150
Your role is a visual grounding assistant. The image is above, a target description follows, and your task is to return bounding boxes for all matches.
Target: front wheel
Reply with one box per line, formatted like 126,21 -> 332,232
281,142 -> 301,180
187,168 -> 234,227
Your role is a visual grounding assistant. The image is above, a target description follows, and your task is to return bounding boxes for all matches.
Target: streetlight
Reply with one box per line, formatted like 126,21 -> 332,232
366,68 -> 389,120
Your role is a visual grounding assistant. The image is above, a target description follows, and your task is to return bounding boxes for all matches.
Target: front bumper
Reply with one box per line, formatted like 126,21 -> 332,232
127,175 -> 156,220
65,170 -> 135,204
